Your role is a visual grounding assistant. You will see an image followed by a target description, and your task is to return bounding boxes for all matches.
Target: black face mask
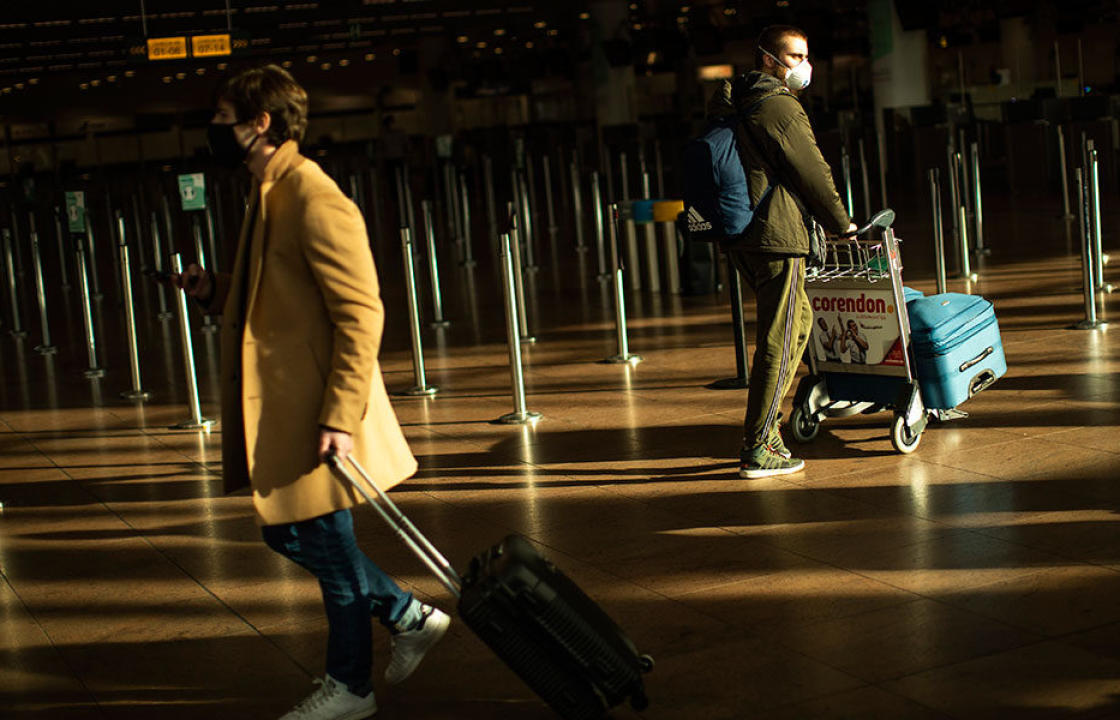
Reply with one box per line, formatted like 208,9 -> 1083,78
207,122 -> 254,169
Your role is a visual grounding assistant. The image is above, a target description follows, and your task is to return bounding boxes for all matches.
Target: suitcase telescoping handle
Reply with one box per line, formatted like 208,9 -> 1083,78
327,453 -> 462,599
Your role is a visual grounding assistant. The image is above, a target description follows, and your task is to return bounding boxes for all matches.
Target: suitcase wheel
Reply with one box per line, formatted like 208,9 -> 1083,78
638,654 -> 655,673
790,404 -> 820,443
631,690 -> 650,712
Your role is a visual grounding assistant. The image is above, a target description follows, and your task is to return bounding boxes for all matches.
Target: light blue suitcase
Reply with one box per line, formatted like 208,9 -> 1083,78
907,293 -> 1006,410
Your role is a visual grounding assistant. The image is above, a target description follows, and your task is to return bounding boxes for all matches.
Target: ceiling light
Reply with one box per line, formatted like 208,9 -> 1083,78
476,41 -> 487,49
525,41 -> 534,49
90,79 -> 101,86
338,58 -> 349,66
457,35 -> 468,43
681,5 -> 690,11
175,72 -> 186,80
306,54 -> 317,62
364,52 -> 375,60
28,78 -> 39,85
217,62 -> 227,70
14,82 -> 25,89
392,48 -> 400,56
195,68 -> 206,75
533,21 -> 546,29
320,62 -> 331,70
579,12 -> 590,20
282,60 -> 293,67
633,23 -> 642,30
495,47 -> 503,55
494,28 -> 506,36
124,70 -> 135,77
547,29 -> 558,36
161,76 -> 171,83
629,2 -> 638,8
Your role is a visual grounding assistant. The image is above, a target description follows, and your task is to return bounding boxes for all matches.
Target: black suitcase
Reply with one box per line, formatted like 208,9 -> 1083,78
329,455 -> 653,719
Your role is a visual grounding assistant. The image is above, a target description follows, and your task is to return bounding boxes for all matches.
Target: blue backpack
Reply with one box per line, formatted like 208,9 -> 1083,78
681,118 -> 752,243
681,97 -> 774,243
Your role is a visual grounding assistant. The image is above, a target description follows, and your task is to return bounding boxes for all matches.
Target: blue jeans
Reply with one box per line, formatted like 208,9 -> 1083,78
262,509 -> 420,695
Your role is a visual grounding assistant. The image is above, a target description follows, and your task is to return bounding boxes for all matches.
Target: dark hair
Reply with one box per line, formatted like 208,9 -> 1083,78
216,64 -> 309,145
755,25 -> 808,68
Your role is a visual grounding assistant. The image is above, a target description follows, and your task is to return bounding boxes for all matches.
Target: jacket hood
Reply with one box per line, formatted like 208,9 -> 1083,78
733,71 -> 792,108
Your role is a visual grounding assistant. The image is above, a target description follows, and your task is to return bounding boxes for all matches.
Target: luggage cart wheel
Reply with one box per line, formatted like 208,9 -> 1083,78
637,654 -> 655,673
890,414 -> 922,454
791,404 -> 820,443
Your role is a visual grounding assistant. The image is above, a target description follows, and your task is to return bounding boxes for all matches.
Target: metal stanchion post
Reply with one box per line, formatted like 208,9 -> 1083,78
708,254 -> 749,389
603,203 -> 642,365
7,206 -> 25,277
421,200 -> 450,328
131,193 -> 147,271
858,136 -> 872,221
394,227 -> 439,396
74,235 -> 104,377
949,151 -> 974,280
458,173 -> 477,268
841,143 -> 855,217
3,229 -> 27,338
1057,125 -> 1073,219
571,160 -> 587,252
52,207 -> 71,289
525,151 -> 541,241
518,172 -> 538,271
876,121 -> 889,209
946,145 -> 961,250
84,213 -> 104,300
507,204 -> 535,343
394,165 -> 409,228
117,216 -> 149,400
203,202 -> 220,274
654,140 -> 666,198
1072,170 -> 1104,329
542,153 -> 558,237
929,169 -> 948,295
649,178 -> 677,295
970,142 -> 988,256
192,216 -> 218,333
169,254 -> 214,428
1089,149 -> 1112,294
150,211 -> 172,320
495,230 -> 541,425
29,221 -> 56,354
403,166 -> 418,239
590,172 -> 610,280
483,155 -> 498,248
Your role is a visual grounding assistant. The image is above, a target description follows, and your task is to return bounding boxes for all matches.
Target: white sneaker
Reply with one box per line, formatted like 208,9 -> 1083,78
384,604 -> 451,685
278,675 -> 376,720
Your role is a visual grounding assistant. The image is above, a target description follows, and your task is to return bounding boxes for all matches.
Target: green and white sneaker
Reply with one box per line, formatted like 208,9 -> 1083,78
739,443 -> 805,479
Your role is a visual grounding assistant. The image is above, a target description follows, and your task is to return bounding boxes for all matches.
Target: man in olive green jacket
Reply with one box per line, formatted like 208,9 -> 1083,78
709,25 -> 853,478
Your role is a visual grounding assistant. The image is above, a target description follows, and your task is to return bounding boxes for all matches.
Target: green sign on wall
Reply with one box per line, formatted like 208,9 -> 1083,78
64,191 -> 86,233
177,173 -> 207,211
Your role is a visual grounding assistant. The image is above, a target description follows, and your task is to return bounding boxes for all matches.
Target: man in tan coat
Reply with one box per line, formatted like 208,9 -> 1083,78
173,65 -> 448,720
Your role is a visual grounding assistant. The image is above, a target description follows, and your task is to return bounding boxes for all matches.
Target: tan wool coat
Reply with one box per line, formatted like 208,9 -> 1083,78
209,140 -> 417,525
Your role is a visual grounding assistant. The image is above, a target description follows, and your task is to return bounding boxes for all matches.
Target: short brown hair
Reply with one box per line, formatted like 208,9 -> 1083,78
755,25 -> 808,68
216,64 -> 309,145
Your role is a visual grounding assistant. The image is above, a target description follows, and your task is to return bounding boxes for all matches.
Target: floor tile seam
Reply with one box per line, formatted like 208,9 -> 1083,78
867,634 -> 1057,692
0,573 -> 107,715
107,408 -> 227,470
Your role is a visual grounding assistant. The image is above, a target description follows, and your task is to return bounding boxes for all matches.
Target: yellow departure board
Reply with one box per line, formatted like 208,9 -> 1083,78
192,34 -> 232,58
147,37 -> 188,61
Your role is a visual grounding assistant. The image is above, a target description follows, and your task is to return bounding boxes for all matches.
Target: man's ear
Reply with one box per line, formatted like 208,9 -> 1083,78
253,111 -> 272,136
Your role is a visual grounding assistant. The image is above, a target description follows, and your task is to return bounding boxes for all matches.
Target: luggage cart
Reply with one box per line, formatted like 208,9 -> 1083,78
790,210 -> 930,454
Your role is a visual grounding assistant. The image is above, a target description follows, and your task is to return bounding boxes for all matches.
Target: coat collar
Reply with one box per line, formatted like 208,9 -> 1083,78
258,139 -> 304,190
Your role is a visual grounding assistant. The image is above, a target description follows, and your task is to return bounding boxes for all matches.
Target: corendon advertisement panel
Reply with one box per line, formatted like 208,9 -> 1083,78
807,285 -> 907,375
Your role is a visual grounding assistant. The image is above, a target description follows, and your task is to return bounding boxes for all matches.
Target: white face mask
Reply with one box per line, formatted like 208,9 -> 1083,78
761,47 -> 812,91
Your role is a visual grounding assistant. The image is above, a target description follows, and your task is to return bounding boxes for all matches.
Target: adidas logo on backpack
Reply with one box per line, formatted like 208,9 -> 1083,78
687,206 -> 713,233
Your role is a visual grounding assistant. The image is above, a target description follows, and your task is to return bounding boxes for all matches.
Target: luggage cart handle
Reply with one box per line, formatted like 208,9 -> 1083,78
327,453 -> 463,598
841,208 -> 896,238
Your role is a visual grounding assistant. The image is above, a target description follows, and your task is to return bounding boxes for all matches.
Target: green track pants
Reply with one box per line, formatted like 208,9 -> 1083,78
728,251 -> 812,452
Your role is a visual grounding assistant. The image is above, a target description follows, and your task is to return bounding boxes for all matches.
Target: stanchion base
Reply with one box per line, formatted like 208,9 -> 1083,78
92,293 -> 104,301
603,353 -> 643,365
158,312 -> 174,321
1071,320 -> 1108,330
596,273 -> 611,283
394,385 -> 439,397
83,368 -> 106,379
526,265 -> 541,273
460,260 -> 478,268
1097,284 -> 1114,294
706,376 -> 748,390
954,272 -> 979,282
201,323 -> 220,334
495,410 -> 542,425
121,390 -> 152,401
575,245 -> 590,254
429,320 -> 451,329
9,330 -> 28,338
171,418 -> 215,430
1102,253 -> 1110,265
976,247 -> 992,256
34,344 -> 58,355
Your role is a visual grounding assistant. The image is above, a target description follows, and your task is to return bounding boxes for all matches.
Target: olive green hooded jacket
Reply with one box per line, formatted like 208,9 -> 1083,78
707,71 -> 850,255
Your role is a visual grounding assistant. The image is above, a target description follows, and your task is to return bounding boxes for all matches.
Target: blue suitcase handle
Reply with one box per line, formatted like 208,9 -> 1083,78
959,346 -> 994,373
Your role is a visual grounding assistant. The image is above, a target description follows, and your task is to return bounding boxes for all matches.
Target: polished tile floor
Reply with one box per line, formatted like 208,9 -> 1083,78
2,188 -> 1119,719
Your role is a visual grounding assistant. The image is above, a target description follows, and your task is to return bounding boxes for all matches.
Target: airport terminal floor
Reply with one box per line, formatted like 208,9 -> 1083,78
2,190 -> 1119,718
